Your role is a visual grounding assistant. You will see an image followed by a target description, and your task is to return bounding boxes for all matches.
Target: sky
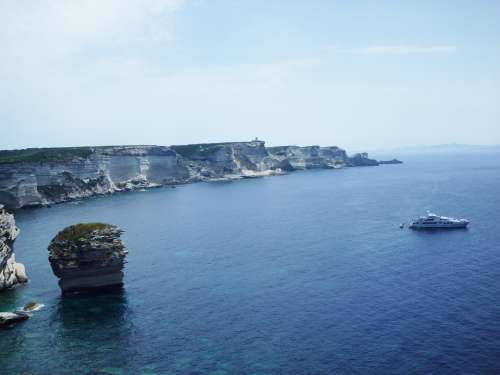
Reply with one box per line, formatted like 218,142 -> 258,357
1,0 -> 499,151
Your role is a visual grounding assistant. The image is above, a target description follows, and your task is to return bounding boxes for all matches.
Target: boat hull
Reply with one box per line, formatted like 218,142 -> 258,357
409,222 -> 469,229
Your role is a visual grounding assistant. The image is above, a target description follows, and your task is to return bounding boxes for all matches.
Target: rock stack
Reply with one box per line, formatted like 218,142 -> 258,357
48,223 -> 127,294
0,204 -> 28,291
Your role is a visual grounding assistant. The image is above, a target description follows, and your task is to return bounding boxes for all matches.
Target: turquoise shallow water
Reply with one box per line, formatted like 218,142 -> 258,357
1,152 -> 500,374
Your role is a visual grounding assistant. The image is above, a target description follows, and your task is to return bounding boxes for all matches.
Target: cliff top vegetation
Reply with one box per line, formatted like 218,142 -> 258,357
0,147 -> 93,164
171,143 -> 227,158
54,223 -> 113,242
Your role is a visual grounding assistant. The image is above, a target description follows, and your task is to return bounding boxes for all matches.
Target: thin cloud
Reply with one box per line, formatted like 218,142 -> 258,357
0,0 -> 186,60
330,45 -> 457,56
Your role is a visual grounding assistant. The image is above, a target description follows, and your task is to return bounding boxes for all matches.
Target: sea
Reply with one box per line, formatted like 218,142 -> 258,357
1,151 -> 500,374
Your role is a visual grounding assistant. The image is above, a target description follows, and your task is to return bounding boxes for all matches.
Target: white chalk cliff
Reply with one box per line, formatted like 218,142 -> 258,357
0,206 -> 27,290
0,140 -> 379,209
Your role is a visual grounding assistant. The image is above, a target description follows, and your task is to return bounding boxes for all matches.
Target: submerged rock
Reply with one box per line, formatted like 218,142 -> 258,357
48,223 -> 127,295
17,302 -> 44,313
0,205 -> 28,291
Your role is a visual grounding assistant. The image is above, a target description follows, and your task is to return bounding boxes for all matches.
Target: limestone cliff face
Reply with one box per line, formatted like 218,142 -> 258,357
0,207 -> 27,291
267,145 -> 348,169
0,146 -> 190,209
0,141 -> 379,209
172,140 -> 291,178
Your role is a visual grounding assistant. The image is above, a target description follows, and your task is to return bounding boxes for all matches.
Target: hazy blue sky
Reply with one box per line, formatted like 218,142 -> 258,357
1,0 -> 499,150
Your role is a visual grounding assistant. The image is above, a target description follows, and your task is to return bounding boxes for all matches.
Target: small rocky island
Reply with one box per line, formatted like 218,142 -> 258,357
379,159 -> 403,165
48,223 -> 127,294
0,204 -> 28,291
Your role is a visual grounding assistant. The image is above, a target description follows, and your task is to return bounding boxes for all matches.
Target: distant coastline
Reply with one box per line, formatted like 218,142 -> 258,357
379,159 -> 403,165
0,140 -> 385,210
362,143 -> 500,155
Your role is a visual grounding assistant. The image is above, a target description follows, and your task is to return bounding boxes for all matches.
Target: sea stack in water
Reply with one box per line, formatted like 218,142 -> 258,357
48,223 -> 127,294
0,205 -> 28,291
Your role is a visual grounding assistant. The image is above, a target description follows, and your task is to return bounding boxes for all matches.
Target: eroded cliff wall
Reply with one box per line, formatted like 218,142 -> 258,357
0,141 -> 378,209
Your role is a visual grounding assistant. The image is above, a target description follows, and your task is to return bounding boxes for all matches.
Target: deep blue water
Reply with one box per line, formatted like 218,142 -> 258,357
1,152 -> 500,374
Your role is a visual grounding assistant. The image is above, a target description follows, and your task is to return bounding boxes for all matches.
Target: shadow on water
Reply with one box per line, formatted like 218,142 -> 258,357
1,288 -> 136,374
53,287 -> 129,326
46,287 -> 136,374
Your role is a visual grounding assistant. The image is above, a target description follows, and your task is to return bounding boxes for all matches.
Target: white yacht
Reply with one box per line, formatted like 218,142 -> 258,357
409,212 -> 469,229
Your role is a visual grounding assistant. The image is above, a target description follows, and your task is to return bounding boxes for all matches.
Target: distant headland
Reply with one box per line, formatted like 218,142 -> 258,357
365,143 -> 500,155
0,140 -> 386,210
379,159 -> 403,165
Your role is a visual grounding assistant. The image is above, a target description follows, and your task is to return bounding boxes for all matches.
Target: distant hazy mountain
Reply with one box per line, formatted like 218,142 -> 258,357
364,144 -> 500,155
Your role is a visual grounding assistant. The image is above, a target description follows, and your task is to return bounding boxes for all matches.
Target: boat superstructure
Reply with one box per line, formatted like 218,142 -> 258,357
408,212 -> 469,229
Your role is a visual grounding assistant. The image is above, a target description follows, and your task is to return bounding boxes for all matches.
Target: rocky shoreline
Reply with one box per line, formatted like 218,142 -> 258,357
0,205 -> 28,291
0,140 -> 382,210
